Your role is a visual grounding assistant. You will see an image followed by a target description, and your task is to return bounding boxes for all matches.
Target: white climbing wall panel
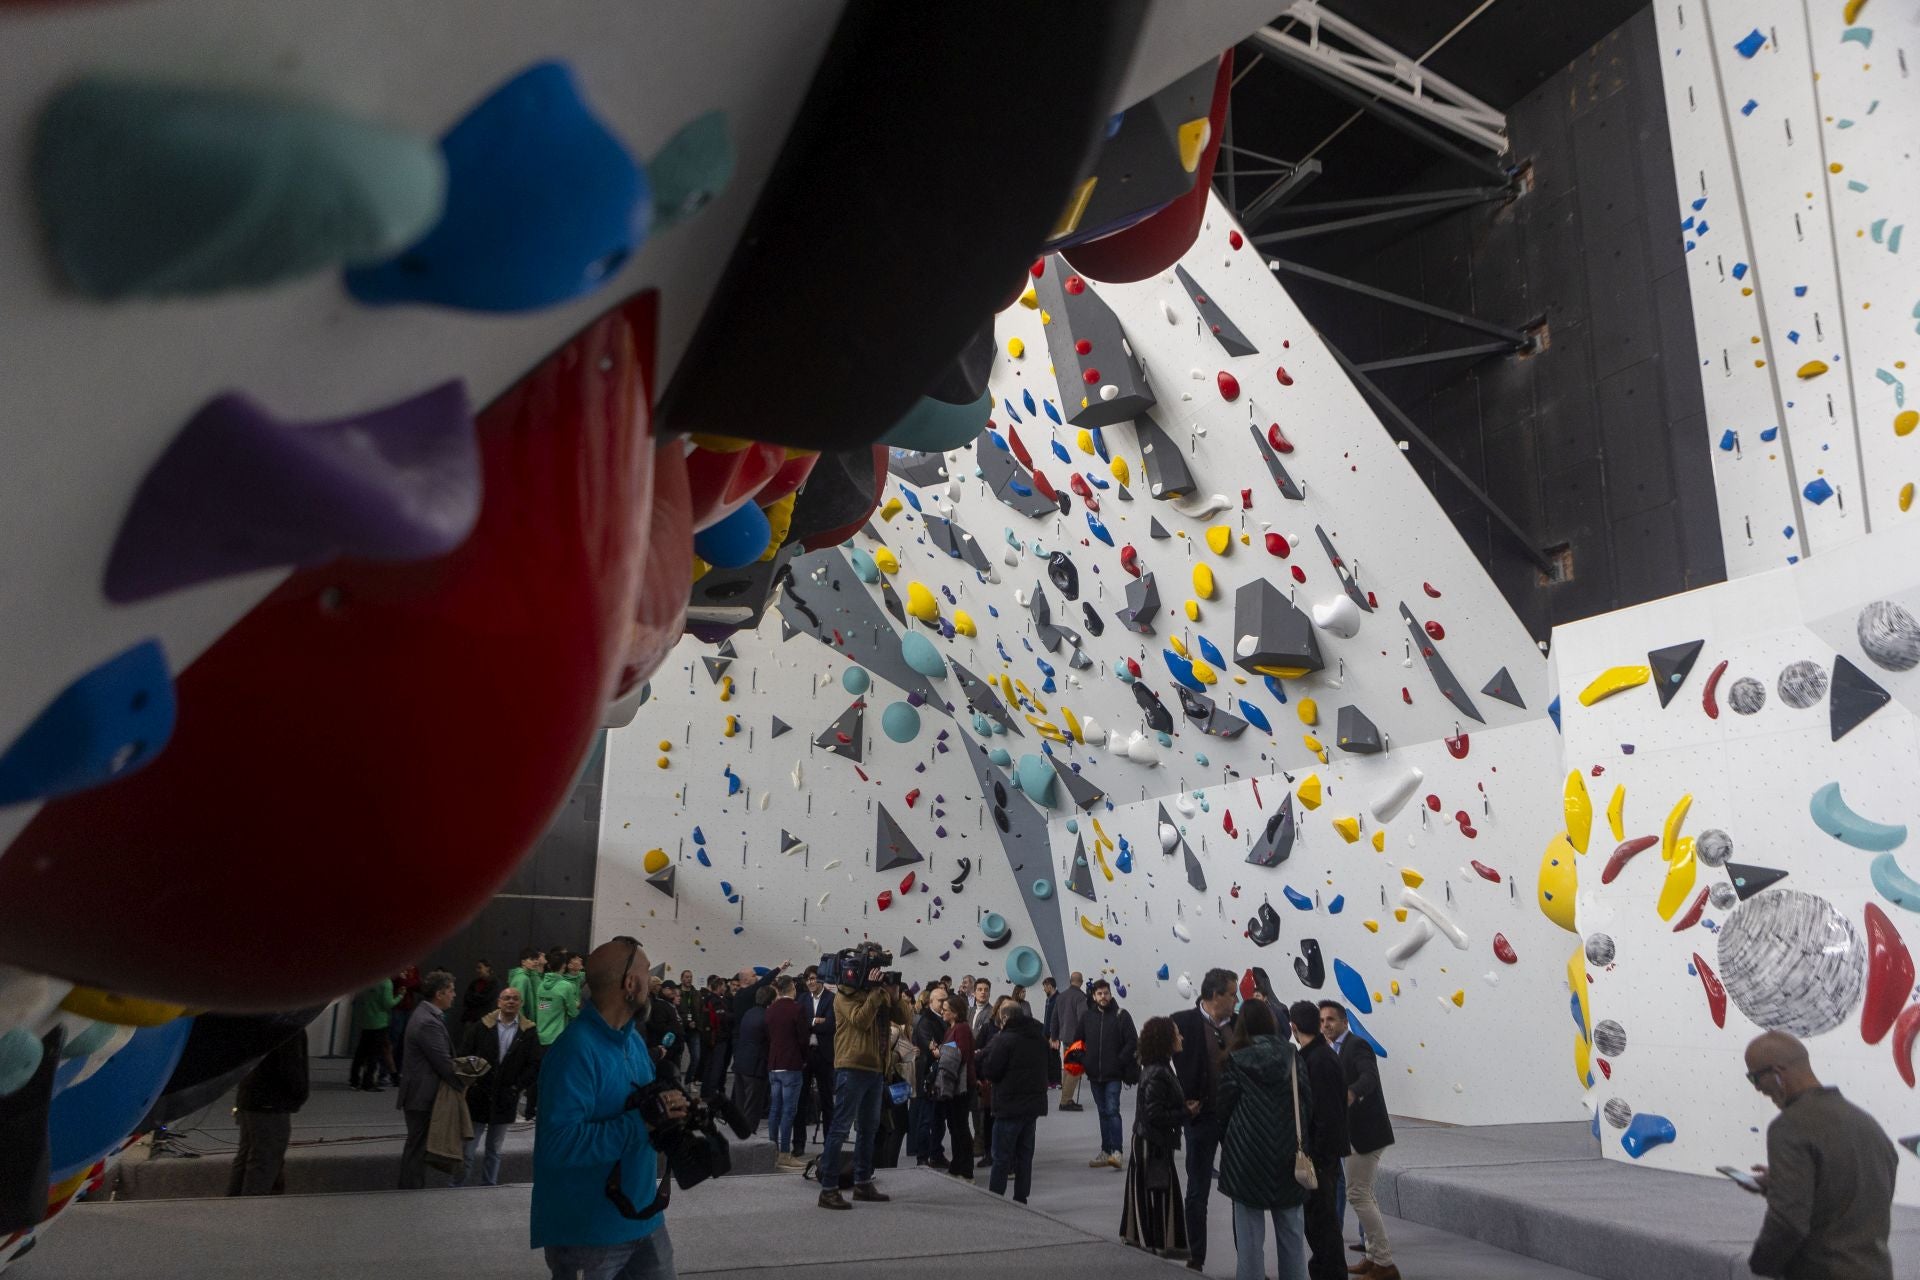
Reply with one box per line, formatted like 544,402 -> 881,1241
598,192 -> 1583,1126
1653,0 -> 1920,577
1555,518 -> 1920,1204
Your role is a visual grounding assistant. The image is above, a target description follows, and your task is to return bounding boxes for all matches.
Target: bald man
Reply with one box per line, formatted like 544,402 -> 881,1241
1742,1031 -> 1895,1279
531,938 -> 689,1280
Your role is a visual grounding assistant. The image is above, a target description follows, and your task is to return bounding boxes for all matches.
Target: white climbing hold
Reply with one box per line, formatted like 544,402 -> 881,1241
1177,972 -> 1196,999
1101,385 -> 1118,401
822,859 -> 842,871
1312,595 -> 1362,638
1126,731 -> 1162,765
1399,888 -> 1469,950
1079,714 -> 1107,747
1175,794 -> 1196,816
1173,922 -> 1191,941
1385,917 -> 1434,969
791,761 -> 804,789
1367,767 -> 1425,823
1159,822 -> 1180,853
1172,492 -> 1233,519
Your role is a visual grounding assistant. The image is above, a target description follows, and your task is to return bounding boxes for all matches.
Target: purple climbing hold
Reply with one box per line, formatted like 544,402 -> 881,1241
103,382 -> 478,604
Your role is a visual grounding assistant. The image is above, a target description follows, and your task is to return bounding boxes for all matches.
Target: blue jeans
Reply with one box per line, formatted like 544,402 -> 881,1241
451,1120 -> 507,1187
544,1227 -> 673,1280
1092,1078 -> 1124,1154
989,1115 -> 1036,1202
1231,1200 -> 1306,1280
820,1068 -> 884,1189
768,1069 -> 804,1153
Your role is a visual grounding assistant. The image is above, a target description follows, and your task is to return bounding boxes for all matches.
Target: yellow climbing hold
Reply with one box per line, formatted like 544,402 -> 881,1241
1176,116 -> 1211,172
1168,635 -> 1190,658
1451,990 -> 1465,1008
1015,679 -> 1047,713
718,675 -> 733,702
657,756 -> 670,769
1190,660 -> 1218,685
1661,793 -> 1692,862
1393,908 -> 1409,923
1796,359 -> 1830,380
1390,981 -> 1401,997
879,496 -> 904,522
872,546 -> 900,575
1185,600 -> 1202,621
58,988 -> 189,1027
1658,835 -> 1699,920
1574,1035 -> 1593,1088
1578,665 -> 1650,706
1401,868 -> 1425,888
1049,175 -> 1098,240
1297,697 -> 1319,726
1303,734 -> 1327,763
1903,483 -> 1916,513
643,848 -> 670,874
1091,816 -> 1114,851
1607,784 -> 1626,843
659,740 -> 673,752
1896,410 -> 1920,437
1205,525 -> 1232,555
1298,774 -> 1323,809
1018,284 -> 1038,309
1364,919 -> 1380,933
954,609 -> 977,637
1371,829 -> 1386,853
1076,429 -> 1096,456
1007,336 -> 1025,358
1061,705 -> 1084,742
1333,815 -> 1361,843
1079,912 -> 1108,939
1564,770 -> 1593,854
724,715 -> 739,738
905,581 -> 940,621
1844,0 -> 1867,21
1193,563 -> 1216,599
1111,456 -> 1131,486
1039,308 -> 1051,326
1025,715 -> 1068,743
1093,842 -> 1114,880
1537,832 -> 1579,933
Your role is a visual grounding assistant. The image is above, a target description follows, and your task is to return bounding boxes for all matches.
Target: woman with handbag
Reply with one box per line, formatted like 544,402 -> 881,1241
1215,998 -> 1310,1280
1120,1015 -> 1190,1259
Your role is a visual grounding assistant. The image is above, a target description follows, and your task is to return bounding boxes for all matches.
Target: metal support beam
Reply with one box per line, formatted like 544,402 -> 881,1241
1265,256 -> 1530,345
1236,158 -> 1323,228
1325,339 -> 1555,577
1354,341 -> 1519,373
1260,186 -> 1509,218
1249,194 -> 1491,246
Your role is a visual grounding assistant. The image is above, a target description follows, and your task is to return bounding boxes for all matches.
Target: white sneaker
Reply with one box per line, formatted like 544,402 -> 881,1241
1089,1152 -> 1111,1167
1107,1153 -> 1123,1169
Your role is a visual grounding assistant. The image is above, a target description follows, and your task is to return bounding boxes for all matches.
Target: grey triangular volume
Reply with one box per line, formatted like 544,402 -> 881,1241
953,659 -> 1021,735
1183,840 -> 1208,892
815,700 -> 866,761
770,716 -> 792,739
1830,654 -> 1892,741
1050,755 -> 1106,811
1315,525 -> 1372,613
875,804 -> 926,872
1066,835 -> 1098,901
1647,639 -> 1706,709
1480,666 -> 1526,708
899,936 -> 919,957
645,864 -> 677,897
1399,602 -> 1485,724
781,618 -> 801,642
1335,704 -> 1384,754
1247,422 -> 1304,500
1150,517 -> 1172,540
1033,252 -> 1157,427
879,578 -> 907,626
702,654 -> 732,684
1727,862 -> 1788,900
717,640 -> 738,659
1246,794 -> 1296,867
1176,265 -> 1259,358
780,829 -> 804,854
1137,416 -> 1196,500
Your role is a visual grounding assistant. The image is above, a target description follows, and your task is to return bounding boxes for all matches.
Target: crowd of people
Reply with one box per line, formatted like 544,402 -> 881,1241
213,939 -> 1897,1280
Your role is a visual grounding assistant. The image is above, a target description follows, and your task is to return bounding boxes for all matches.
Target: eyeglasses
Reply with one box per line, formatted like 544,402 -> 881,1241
1745,1064 -> 1782,1085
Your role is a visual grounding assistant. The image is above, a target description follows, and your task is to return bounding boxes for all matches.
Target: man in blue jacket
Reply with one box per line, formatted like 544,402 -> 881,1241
532,937 -> 689,1279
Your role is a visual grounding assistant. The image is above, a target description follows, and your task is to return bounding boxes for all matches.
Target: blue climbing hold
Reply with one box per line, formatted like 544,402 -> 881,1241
693,498 -> 772,569
1163,650 -> 1206,692
1283,886 -> 1314,911
1333,959 -> 1373,1014
1733,28 -> 1766,58
1051,440 -> 1072,463
1264,675 -> 1289,704
1088,513 -> 1114,546
1547,694 -> 1562,733
1327,895 -> 1344,915
1620,1113 -> 1676,1158
1043,400 -> 1062,425
1023,389 -> 1036,415
1091,429 -> 1110,462
1240,700 -> 1271,733
1804,477 -> 1835,505
1156,964 -> 1170,980
696,848 -> 712,868
1003,398 -> 1021,424
1197,635 -> 1226,667
0,640 -> 176,806
345,62 -> 647,312
1345,1007 -> 1387,1059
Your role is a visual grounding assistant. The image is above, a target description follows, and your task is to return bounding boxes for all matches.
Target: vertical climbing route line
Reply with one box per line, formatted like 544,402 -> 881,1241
1698,0 -> 1812,562
1797,0 -> 1871,535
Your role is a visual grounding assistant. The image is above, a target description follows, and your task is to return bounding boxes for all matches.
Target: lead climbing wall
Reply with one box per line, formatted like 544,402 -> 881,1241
1554,518 -> 1920,1202
598,192 -> 1585,1125
1654,0 -> 1920,578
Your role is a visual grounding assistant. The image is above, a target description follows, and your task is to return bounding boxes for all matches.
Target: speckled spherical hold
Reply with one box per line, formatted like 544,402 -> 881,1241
881,701 -> 922,743
1859,601 -> 1920,672
1602,1097 -> 1633,1129
1585,933 -> 1616,966
900,630 -> 948,679
1727,677 -> 1766,715
1709,883 -> 1738,910
1695,828 -> 1733,867
1777,659 -> 1828,709
1592,1019 -> 1627,1057
1717,889 -> 1864,1037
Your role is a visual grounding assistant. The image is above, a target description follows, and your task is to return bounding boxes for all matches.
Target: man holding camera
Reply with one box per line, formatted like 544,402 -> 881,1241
816,947 -> 913,1211
532,937 -> 688,1280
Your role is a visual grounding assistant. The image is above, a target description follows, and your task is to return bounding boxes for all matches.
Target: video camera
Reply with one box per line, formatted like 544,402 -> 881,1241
606,1081 -> 754,1219
818,941 -> 897,992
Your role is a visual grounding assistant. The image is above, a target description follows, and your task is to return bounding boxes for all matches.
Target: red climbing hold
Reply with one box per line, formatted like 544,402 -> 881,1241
1241,488 -> 1253,510
1426,794 -> 1442,811
876,890 -> 893,911
1030,468 -> 1058,500
1492,933 -> 1517,964
1223,810 -> 1237,838
1125,657 -> 1142,678
1264,532 -> 1290,557
1275,366 -> 1294,386
1228,229 -> 1243,250
1290,565 -> 1306,583
1217,371 -> 1241,401
1230,883 -> 1241,898
1120,545 -> 1141,577
1366,591 -> 1378,609
1862,903 -> 1915,1045
1671,886 -> 1710,932
1596,1058 -> 1612,1079
1702,659 -> 1728,720
1423,582 -> 1442,598
1070,473 -> 1092,499
1445,733 -> 1470,759
1007,426 -> 1033,468
904,788 -> 921,809
1424,620 -> 1445,641
1267,423 -> 1294,454
1029,260 -> 1045,278
1075,339 -> 1092,355
1693,953 -> 1728,1029
1455,810 -> 1478,838
1083,368 -> 1101,384
899,871 -> 916,894
1471,860 -> 1501,883
1401,687 -> 1412,705
1601,835 -> 1658,884
1064,275 -> 1086,295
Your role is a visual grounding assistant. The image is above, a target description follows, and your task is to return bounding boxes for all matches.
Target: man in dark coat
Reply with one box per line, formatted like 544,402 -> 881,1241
1170,968 -> 1238,1270
1081,979 -> 1138,1168
730,984 -> 774,1132
1322,1001 -> 1398,1278
226,1026 -> 310,1196
1040,978 -> 1061,1087
397,970 -> 463,1189
454,985 -> 537,1187
979,1006 -> 1050,1202
1288,1001 -> 1350,1280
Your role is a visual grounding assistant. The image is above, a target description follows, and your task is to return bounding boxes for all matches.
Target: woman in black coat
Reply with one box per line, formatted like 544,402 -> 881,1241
979,1004 -> 1049,1203
1120,1015 -> 1190,1260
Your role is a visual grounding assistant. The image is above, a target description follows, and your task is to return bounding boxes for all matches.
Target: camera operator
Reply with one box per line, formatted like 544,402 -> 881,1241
816,952 -> 913,1211
531,937 -> 688,1280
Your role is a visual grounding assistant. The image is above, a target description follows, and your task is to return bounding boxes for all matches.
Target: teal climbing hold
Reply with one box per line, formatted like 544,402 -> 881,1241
1810,781 -> 1907,851
1014,753 -> 1058,807
1870,853 -> 1920,912
849,547 -> 880,583
1032,878 -> 1054,899
1006,946 -> 1043,987
1065,818 -> 1080,833
60,1020 -> 119,1060
900,630 -> 948,679
842,666 -> 871,695
35,77 -> 446,299
879,384 -> 995,452
989,747 -> 1013,767
0,1027 -> 43,1098
648,110 -> 734,228
881,701 -> 922,743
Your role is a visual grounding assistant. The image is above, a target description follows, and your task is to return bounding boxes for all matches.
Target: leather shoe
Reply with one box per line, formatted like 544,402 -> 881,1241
817,1189 -> 851,1210
852,1182 -> 890,1202
1349,1263 -> 1373,1275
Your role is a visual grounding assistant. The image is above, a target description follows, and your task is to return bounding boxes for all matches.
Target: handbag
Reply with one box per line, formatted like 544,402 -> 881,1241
888,1079 -> 911,1105
1290,1047 -> 1318,1191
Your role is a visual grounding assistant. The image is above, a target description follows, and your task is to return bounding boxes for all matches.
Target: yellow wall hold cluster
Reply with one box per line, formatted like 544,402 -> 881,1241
657,738 -> 673,769
1302,733 -> 1327,763
1661,793 -> 1692,862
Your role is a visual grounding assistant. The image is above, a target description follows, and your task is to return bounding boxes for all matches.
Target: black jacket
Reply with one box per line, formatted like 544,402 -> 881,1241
1169,1004 -> 1233,1127
1215,1034 -> 1308,1210
1134,1061 -> 1186,1153
645,996 -> 687,1089
235,1028 -> 309,1114
459,1012 -> 538,1124
912,1008 -> 948,1097
1080,1001 -> 1138,1084
979,1012 -> 1050,1120
461,979 -> 496,1024
1336,1035 -> 1394,1154
798,988 -> 836,1062
733,1005 -> 770,1079
1297,1036 -> 1350,1163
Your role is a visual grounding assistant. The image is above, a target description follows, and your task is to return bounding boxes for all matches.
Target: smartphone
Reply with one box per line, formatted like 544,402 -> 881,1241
661,1031 -> 677,1049
1717,1165 -> 1763,1193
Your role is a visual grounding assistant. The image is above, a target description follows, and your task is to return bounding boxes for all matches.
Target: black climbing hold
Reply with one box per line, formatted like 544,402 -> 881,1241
1115,572 -> 1162,636
1048,551 -> 1080,600
1134,681 -> 1174,733
1726,862 -> 1789,900
1647,640 -> 1706,709
1082,602 -> 1105,637
1149,517 -> 1172,540
1233,579 -> 1323,678
770,716 -> 792,739
1247,901 -> 1280,947
1830,654 -> 1891,741
899,937 -> 920,957
1292,938 -> 1326,989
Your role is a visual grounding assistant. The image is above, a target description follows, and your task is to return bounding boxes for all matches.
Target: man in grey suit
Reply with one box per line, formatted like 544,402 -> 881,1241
397,969 -> 463,1189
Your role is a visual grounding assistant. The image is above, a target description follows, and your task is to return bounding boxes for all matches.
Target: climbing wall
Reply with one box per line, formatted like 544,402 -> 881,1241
1653,0 -> 1920,577
599,191 -> 1585,1125
1554,518 -> 1920,1202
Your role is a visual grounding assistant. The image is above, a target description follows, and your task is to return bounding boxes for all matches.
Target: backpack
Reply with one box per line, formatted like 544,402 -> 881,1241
933,1041 -> 968,1101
